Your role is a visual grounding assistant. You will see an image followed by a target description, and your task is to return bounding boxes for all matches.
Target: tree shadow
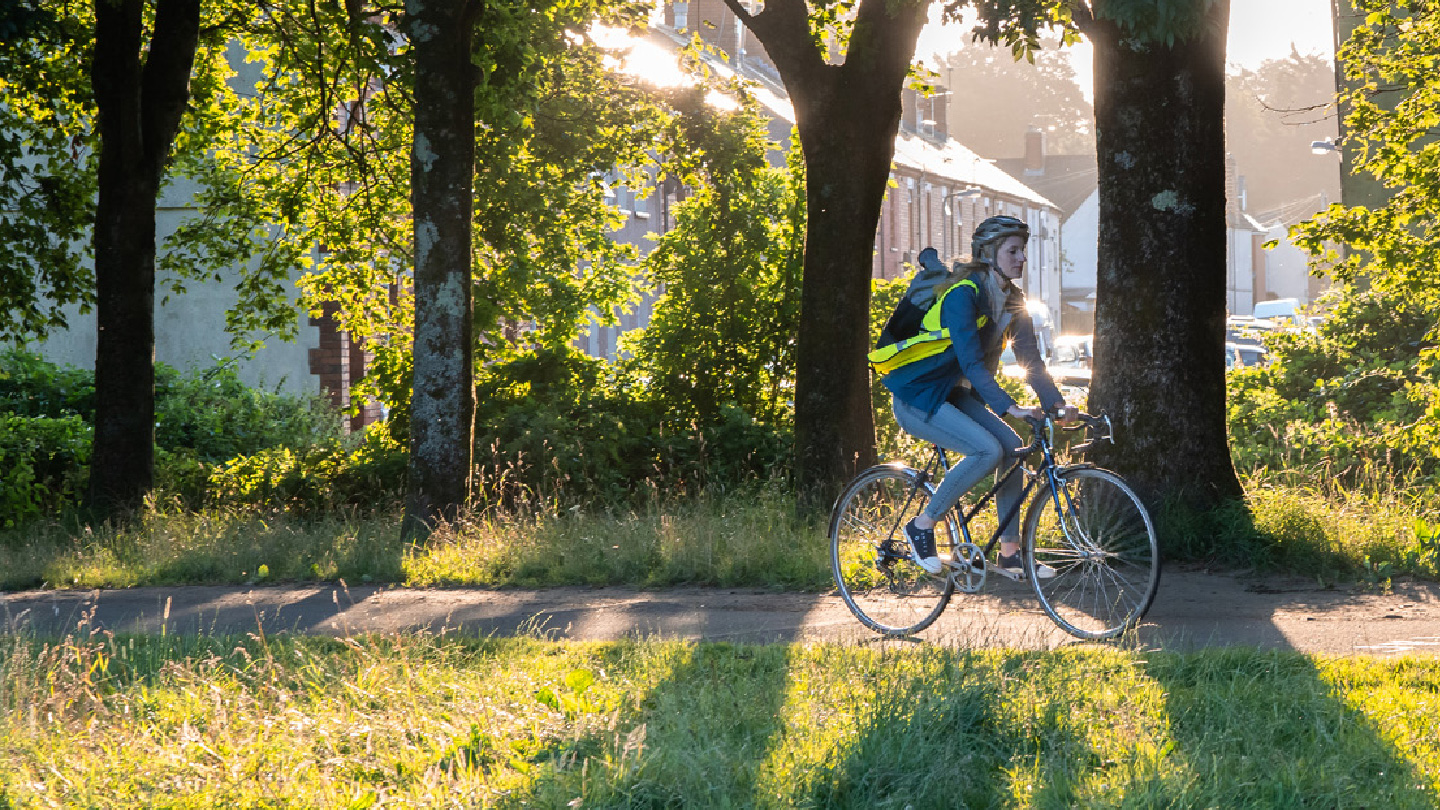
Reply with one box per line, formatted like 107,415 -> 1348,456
1137,648 -> 1437,807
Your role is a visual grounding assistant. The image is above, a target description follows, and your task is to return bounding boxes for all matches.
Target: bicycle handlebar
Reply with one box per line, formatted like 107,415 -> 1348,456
1023,410 -> 1114,453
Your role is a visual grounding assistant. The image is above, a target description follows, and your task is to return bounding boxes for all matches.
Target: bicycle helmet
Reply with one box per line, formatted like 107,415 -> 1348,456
971,215 -> 1030,263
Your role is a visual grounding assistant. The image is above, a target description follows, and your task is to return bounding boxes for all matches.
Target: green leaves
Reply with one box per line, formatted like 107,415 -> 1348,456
1293,0 -> 1440,311
627,87 -> 804,428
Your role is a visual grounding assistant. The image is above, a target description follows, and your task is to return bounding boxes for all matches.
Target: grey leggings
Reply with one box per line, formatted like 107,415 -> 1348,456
892,392 -> 1023,537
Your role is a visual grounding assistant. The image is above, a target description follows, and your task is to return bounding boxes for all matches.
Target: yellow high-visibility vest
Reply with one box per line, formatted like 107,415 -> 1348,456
867,278 -> 989,375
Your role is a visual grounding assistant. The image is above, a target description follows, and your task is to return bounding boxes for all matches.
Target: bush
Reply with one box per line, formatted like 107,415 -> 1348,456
0,351 -> 346,518
206,425 -> 407,511
0,349 -> 95,419
0,414 -> 90,528
473,347 -> 791,508
1228,286 -> 1440,485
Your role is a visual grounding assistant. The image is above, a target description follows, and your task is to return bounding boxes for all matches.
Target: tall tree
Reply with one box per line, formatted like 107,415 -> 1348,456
721,0 -> 929,499
1082,0 -> 1242,510
1295,0 -> 1440,304
630,86 -> 805,428
402,0 -> 481,540
948,0 -> 1243,512
87,0 -> 203,514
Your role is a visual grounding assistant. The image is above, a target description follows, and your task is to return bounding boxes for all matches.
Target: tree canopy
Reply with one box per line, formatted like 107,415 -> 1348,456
1295,0 -> 1440,309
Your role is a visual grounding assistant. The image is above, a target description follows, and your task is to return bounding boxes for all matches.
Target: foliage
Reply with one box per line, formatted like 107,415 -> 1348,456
0,351 -> 346,518
1227,286 -> 1440,485
626,84 -> 804,428
0,4 -> 96,342
205,425 -> 406,511
473,347 -> 790,508
1293,0 -> 1440,310
934,35 -> 1093,158
0,348 -> 95,418
182,0 -> 666,434
0,414 -> 89,527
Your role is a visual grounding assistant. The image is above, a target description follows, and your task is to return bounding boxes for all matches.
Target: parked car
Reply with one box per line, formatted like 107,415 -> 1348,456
1226,342 -> 1269,368
1226,316 -> 1279,346
1252,298 -> 1304,328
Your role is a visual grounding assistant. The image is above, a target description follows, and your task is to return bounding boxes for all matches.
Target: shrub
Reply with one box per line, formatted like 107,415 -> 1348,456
206,425 -> 406,510
0,414 -> 90,528
1228,286 -> 1440,485
0,349 -> 95,419
0,351 -> 346,518
472,347 -> 791,508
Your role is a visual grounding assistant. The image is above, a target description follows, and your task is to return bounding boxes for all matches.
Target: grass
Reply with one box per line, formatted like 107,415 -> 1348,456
0,484 -> 829,592
1,627 -> 1438,808
0,470 -> 1437,593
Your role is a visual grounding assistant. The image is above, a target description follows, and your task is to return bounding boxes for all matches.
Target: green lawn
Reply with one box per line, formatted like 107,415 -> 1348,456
2,632 -> 1437,807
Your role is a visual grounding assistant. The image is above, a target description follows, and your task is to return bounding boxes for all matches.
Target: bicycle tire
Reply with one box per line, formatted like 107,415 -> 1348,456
1021,466 -> 1160,640
829,464 -> 955,636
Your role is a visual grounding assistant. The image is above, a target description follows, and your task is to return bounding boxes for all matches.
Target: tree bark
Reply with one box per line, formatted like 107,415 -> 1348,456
87,0 -> 201,516
725,0 -> 927,501
1084,1 -> 1245,513
402,0 -> 477,541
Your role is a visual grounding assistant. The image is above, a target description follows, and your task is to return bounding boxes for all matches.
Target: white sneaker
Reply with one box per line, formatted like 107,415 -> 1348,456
903,519 -> 942,574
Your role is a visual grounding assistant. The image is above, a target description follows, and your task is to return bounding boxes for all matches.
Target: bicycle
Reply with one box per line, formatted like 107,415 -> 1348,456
828,411 -> 1160,640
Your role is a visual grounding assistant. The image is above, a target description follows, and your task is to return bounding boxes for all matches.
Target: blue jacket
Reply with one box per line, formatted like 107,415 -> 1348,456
882,273 -> 1063,417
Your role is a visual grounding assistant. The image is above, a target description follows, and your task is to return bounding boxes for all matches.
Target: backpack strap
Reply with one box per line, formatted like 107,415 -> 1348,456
867,279 -> 988,375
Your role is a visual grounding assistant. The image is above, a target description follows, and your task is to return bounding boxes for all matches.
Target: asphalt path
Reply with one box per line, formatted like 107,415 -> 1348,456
4,567 -> 1440,655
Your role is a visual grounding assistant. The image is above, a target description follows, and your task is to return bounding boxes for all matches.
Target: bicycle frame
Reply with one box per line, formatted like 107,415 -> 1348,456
916,419 -> 1073,560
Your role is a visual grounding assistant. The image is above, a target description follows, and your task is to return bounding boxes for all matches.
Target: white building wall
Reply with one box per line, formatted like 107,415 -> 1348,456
1261,224 -> 1318,304
32,179 -> 319,395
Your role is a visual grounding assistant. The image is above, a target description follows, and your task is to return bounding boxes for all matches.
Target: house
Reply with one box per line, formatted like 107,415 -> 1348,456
1251,191 -> 1334,309
994,128 -> 1097,334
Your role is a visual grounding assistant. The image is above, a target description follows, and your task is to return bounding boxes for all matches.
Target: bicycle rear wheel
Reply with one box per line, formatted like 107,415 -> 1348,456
1021,466 -> 1160,640
829,465 -> 955,636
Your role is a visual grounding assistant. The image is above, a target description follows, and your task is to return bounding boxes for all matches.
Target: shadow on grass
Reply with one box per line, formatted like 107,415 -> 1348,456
1139,648 -> 1436,807
496,638 -> 1438,808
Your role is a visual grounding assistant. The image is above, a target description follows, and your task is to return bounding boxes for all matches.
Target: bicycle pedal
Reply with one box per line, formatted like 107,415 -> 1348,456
987,564 -> 1025,582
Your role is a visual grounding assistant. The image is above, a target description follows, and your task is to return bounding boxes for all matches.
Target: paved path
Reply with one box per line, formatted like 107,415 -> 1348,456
4,568 -> 1440,655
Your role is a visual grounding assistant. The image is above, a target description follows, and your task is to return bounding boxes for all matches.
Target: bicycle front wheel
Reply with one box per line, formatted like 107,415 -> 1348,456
1022,466 -> 1160,640
829,465 -> 955,636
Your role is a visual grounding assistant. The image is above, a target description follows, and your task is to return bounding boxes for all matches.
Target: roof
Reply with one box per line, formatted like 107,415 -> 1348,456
993,154 -> 1097,219
608,25 -> 1056,211
1252,192 -> 1330,229
892,134 -> 1056,209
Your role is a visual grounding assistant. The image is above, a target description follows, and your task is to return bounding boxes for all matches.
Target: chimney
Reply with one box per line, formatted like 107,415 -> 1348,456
1024,127 -> 1045,174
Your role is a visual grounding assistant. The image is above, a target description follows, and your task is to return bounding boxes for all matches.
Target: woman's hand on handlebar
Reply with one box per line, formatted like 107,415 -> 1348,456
1006,404 -> 1044,422
1052,404 -> 1081,427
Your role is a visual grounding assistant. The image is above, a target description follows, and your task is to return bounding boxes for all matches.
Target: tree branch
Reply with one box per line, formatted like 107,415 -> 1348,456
139,0 -> 201,171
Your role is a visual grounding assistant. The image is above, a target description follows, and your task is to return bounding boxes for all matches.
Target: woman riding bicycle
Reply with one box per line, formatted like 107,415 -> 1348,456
880,215 -> 1077,577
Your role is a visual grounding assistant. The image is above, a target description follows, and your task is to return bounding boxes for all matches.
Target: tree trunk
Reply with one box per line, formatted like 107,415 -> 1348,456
402,0 -> 477,541
791,97 -> 902,499
726,0 -> 927,501
1086,1 -> 1245,513
87,0 -> 200,516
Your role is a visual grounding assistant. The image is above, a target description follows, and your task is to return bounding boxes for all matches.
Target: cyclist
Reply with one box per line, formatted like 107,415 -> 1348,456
880,215 -> 1077,577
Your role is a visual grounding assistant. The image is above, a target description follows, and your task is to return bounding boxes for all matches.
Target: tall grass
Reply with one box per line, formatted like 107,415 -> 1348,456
0,482 -> 829,591
1161,464 -> 1440,584
2,464 -> 1437,592
1,628 -> 1437,807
